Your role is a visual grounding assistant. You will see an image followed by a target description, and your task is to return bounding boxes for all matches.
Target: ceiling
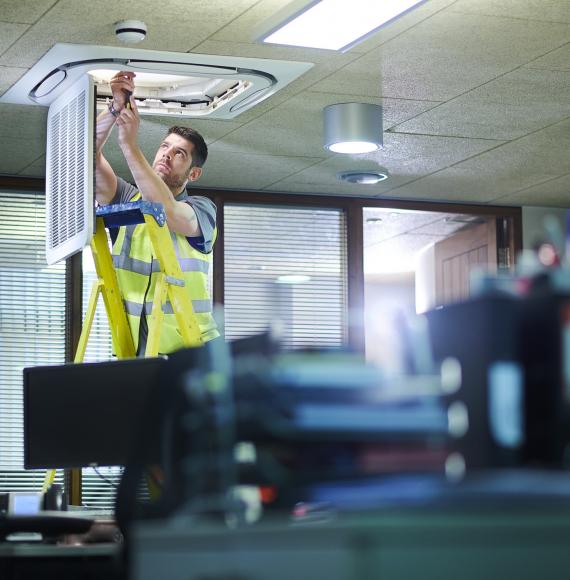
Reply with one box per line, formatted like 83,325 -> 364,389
0,0 -> 569,207
363,207 -> 483,273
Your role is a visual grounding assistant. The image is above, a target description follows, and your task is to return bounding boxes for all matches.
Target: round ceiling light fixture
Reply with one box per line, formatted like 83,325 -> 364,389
324,102 -> 383,154
115,20 -> 147,44
337,169 -> 389,185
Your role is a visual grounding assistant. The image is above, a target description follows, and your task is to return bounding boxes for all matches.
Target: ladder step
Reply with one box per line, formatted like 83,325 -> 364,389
96,201 -> 166,228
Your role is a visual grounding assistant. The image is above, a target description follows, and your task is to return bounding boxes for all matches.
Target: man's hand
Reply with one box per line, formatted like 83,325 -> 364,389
110,71 -> 135,112
116,96 -> 141,150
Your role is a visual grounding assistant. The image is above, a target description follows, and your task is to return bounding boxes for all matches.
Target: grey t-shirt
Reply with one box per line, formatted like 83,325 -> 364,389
112,176 -> 216,253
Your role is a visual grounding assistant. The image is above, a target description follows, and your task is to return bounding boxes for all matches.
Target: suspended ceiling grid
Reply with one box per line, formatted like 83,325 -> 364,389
0,0 -> 569,207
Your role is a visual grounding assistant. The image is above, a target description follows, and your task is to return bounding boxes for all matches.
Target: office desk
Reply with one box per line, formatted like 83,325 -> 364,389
0,542 -> 123,580
131,505 -> 570,580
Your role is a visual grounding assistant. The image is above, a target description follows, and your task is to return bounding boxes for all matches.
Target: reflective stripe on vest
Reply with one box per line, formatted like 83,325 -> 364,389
124,299 -> 213,316
113,254 -> 210,275
112,191 -> 218,352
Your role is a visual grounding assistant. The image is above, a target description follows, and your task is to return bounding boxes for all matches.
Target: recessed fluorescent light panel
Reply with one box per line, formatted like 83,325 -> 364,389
258,0 -> 426,51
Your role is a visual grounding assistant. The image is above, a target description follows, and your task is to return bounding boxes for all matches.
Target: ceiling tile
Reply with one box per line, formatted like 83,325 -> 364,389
0,137 -> 44,174
526,44 -> 570,71
190,152 -> 323,190
210,92 -> 381,158
389,118 -> 570,201
386,165 -> 558,204
490,119 -> 570,176
366,132 -> 503,174
265,132 -> 502,194
0,0 -> 258,68
263,181 -> 385,196
0,103 -> 47,139
451,0 -> 570,24
103,115 -> 243,179
209,91 -> 440,159
135,116 -> 242,145
0,66 -> 27,96
392,68 -> 570,140
435,66 -> 569,106
491,174 -> 570,207
378,97 -> 441,129
0,22 -> 29,56
413,216 -> 484,236
365,233 -> 443,269
0,0 -> 567,207
17,155 -> 45,177
364,209 -> 450,246
312,11 -> 570,101
0,1 -> 58,24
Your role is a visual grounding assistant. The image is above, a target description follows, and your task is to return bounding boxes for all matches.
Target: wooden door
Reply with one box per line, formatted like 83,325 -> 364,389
434,219 -> 497,306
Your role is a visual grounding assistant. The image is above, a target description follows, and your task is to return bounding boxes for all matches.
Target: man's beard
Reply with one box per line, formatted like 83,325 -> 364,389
155,166 -> 189,191
160,172 -> 187,190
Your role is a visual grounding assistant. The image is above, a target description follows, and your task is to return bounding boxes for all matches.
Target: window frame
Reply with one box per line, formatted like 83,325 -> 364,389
0,176 -> 523,505
204,189 -> 522,352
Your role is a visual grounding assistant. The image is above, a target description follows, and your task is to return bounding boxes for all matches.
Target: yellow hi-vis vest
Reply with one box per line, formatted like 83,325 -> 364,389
111,192 -> 219,354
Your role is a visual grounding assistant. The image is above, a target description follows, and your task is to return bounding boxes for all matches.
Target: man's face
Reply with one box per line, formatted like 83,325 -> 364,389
152,133 -> 202,191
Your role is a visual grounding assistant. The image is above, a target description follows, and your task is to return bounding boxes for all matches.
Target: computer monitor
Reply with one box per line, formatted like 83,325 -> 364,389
23,357 -> 166,469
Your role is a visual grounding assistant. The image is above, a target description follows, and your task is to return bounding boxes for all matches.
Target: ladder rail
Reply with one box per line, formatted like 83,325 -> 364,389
44,203 -> 205,498
142,211 -> 203,349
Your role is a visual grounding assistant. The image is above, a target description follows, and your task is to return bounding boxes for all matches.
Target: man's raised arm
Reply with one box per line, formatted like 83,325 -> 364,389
95,72 -> 135,206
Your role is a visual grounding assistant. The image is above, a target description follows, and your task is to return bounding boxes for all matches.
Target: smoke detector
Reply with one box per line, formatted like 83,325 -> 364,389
337,169 -> 389,185
115,20 -> 147,44
0,43 -> 313,119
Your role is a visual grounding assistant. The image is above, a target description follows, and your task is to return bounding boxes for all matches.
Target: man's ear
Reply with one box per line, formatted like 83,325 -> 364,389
188,166 -> 202,182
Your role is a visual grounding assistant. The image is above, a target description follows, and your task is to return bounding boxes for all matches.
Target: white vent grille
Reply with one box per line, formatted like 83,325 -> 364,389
45,74 -> 94,265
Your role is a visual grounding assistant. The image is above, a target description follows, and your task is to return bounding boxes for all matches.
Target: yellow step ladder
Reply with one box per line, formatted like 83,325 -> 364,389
43,200 -> 204,494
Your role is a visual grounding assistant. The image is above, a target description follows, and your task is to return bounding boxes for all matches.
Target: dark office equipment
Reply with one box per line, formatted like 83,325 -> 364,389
0,513 -> 93,541
426,293 -> 524,470
0,541 -> 121,580
427,280 -> 570,471
115,336 -> 449,531
23,357 -> 166,469
520,288 -> 570,466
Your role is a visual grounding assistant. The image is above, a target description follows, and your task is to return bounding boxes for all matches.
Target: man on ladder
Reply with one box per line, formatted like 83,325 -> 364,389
95,70 -> 219,355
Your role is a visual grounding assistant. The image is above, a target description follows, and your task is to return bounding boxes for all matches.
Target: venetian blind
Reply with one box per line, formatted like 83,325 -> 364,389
0,191 -> 66,492
80,244 -> 121,509
223,204 -> 347,348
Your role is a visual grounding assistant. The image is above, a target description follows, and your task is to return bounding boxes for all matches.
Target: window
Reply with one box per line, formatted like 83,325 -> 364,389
223,204 -> 348,349
0,191 -> 66,492
80,245 -> 122,509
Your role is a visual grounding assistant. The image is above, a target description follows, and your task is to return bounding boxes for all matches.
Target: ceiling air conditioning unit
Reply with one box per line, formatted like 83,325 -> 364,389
2,44 -> 313,265
0,43 -> 313,119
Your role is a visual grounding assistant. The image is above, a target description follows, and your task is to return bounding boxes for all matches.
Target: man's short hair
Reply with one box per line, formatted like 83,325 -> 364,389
167,126 -> 208,168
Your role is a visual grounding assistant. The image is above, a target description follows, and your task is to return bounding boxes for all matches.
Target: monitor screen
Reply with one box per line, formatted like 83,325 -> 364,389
23,357 -> 166,469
